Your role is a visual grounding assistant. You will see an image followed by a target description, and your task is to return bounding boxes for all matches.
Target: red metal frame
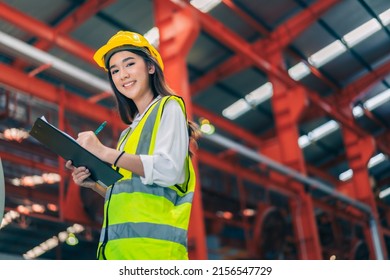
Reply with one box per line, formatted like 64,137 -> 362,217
0,0 -> 389,260
154,0 -> 207,260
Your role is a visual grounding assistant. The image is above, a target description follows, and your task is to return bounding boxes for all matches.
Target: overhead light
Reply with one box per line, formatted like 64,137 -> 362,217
339,153 -> 386,182
222,98 -> 251,120
23,223 -> 85,259
11,172 -> 61,187
222,7 -> 389,121
31,204 -> 45,214
352,89 -> 390,119
298,120 -> 339,149
364,89 -> 390,110
298,135 -> 311,149
308,120 -> 339,141
242,208 -> 256,217
216,210 -> 233,220
288,62 -> 311,81
199,118 -> 215,135
17,205 -> 31,215
379,8 -> 390,25
42,173 -> 61,184
343,19 -> 381,47
222,83 -> 273,120
23,236 -> 59,259
308,40 -> 347,68
339,169 -> 353,181
18,175 -> 44,187
47,203 -> 58,212
65,233 -> 79,246
245,82 -> 273,106
288,8 -> 389,79
190,0 -> 221,12
144,27 -> 159,47
352,105 -> 364,118
3,128 -> 29,142
0,210 -> 20,229
368,153 -> 386,168
379,187 -> 390,199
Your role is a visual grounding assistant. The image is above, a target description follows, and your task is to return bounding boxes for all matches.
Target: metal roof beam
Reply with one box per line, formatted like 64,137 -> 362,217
0,63 -> 120,126
334,59 -> 390,106
265,0 -> 341,53
0,2 -> 95,65
0,151 -> 57,174
190,0 -> 340,94
192,104 -> 264,148
15,0 -> 115,65
191,2 -> 388,148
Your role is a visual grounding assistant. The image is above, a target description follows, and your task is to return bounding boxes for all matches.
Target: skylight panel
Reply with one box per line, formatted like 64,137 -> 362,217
364,89 -> 390,110
297,120 -> 339,149
298,135 -> 310,148
379,8 -> 390,25
339,169 -> 353,181
352,106 -> 364,118
343,19 -> 381,47
288,62 -> 311,81
144,27 -> 159,47
245,82 -> 273,106
339,153 -> 386,182
190,0 -> 221,12
222,83 -> 273,120
308,40 -> 347,67
222,6 -> 390,121
222,98 -> 251,120
368,153 -> 386,168
308,120 -> 339,141
379,187 -> 390,199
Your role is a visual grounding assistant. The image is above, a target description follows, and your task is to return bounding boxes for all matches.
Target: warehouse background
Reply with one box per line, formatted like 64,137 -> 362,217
0,0 -> 389,260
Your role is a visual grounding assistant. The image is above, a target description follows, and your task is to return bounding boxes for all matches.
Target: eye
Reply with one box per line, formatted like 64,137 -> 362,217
111,69 -> 118,75
126,62 -> 135,67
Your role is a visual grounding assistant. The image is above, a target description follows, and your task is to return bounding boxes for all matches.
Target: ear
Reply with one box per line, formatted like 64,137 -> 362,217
148,63 -> 155,74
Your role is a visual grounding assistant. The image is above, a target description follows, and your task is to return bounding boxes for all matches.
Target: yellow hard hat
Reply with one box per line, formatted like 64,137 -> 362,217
93,31 -> 164,71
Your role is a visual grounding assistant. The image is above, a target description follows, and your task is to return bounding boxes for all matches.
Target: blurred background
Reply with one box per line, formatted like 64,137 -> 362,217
0,0 -> 390,260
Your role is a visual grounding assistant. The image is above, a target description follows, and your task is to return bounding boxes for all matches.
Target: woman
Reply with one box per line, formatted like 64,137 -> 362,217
66,31 -> 199,260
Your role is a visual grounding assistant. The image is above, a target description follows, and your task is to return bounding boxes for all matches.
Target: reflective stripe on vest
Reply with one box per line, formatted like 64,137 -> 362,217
99,95 -> 195,260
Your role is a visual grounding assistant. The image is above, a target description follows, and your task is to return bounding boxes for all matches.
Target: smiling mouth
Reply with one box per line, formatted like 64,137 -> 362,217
123,81 -> 135,88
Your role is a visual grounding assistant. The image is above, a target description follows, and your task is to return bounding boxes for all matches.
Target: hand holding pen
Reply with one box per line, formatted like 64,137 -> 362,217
75,121 -> 107,156
94,121 -> 107,135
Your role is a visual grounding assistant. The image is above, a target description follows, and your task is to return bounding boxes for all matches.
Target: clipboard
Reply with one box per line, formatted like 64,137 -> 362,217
29,116 -> 123,187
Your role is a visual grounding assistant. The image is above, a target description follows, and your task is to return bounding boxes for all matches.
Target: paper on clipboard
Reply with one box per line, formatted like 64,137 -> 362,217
29,116 -> 123,187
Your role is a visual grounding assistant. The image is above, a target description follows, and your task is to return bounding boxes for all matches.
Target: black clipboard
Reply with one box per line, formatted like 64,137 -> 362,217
29,116 -> 123,187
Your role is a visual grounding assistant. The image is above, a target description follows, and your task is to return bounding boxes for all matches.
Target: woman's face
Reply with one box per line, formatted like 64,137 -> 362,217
108,50 -> 155,103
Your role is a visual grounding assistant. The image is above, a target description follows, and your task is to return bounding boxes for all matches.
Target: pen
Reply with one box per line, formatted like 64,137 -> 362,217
94,121 -> 107,135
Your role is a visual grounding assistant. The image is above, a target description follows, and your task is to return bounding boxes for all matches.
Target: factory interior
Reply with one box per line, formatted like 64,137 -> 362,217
0,0 -> 390,260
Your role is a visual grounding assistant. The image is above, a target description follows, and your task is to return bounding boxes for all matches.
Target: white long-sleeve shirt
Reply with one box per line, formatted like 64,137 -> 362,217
120,96 -> 189,187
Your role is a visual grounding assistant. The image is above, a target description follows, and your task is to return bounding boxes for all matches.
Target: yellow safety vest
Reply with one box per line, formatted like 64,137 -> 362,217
97,95 -> 196,260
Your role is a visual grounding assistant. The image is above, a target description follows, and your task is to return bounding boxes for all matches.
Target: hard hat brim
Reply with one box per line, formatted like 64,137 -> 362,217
93,32 -> 164,71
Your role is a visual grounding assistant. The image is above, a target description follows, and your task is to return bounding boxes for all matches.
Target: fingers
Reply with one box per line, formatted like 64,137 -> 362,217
65,160 -> 74,170
72,166 -> 91,185
65,160 -> 93,187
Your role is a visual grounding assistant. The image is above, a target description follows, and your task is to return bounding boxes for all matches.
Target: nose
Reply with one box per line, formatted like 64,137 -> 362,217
120,69 -> 130,80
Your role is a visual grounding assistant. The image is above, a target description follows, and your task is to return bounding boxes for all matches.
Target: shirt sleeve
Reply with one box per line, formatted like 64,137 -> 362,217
139,98 -> 189,187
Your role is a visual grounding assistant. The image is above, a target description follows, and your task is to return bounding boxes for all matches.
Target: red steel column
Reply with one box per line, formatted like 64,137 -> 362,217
154,0 -> 207,260
262,53 -> 322,259
342,128 -> 387,259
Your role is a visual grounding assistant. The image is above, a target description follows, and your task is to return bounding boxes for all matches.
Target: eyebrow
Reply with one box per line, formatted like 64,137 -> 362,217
109,56 -> 135,70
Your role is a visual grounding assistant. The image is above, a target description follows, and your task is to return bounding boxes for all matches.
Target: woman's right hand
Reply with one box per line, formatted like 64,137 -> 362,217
65,160 -> 95,189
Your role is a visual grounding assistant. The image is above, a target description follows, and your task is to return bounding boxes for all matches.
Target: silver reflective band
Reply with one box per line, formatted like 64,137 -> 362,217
113,177 -> 194,206
99,222 -> 187,247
